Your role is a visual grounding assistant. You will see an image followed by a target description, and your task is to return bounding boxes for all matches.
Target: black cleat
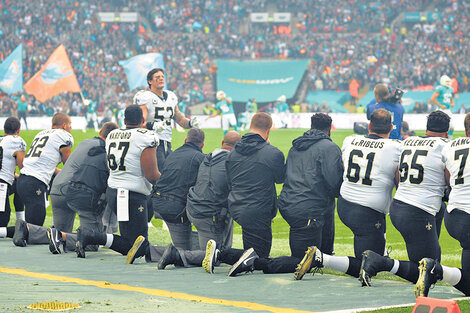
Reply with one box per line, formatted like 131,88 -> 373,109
158,244 -> 177,270
294,246 -> 323,281
228,248 -> 258,277
47,228 -> 64,254
13,219 -> 28,247
75,228 -> 96,258
359,250 -> 388,287
126,235 -> 147,264
202,240 -> 219,274
415,258 -> 443,298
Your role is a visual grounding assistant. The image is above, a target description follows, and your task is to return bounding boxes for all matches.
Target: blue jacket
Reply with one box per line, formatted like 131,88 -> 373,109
366,100 -> 404,140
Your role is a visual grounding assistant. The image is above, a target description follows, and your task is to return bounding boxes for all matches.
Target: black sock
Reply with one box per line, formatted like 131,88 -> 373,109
259,256 -> 299,274
220,247 -> 245,265
109,235 -> 130,255
7,226 -> 15,238
14,193 -> 24,212
395,261 -> 419,283
254,257 -> 269,271
345,256 -> 361,277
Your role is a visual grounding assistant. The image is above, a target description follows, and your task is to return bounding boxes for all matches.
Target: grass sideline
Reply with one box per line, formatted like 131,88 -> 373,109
4,127 -> 467,313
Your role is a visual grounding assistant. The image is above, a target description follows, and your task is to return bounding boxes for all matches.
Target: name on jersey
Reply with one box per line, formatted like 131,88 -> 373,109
350,138 -> 384,149
108,131 -> 132,140
403,138 -> 435,148
451,138 -> 470,147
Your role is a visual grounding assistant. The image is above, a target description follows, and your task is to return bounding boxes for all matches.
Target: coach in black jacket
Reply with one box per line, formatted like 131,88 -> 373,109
153,128 -> 205,250
186,131 -> 241,249
226,113 -> 285,258
279,113 -> 343,259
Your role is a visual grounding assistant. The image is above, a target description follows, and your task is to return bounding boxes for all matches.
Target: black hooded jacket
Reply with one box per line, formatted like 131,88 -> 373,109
278,129 -> 343,223
186,149 -> 230,218
226,133 -> 285,227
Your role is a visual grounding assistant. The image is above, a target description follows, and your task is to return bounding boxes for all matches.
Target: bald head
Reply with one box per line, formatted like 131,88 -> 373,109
222,131 -> 241,151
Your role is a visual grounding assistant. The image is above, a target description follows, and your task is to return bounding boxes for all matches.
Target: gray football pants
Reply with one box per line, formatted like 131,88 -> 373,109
147,244 -> 206,267
186,210 -> 233,249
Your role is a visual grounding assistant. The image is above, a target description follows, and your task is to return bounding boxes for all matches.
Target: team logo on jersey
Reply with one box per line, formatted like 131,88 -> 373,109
36,189 -> 42,195
375,221 -> 382,229
137,205 -> 144,212
425,222 -> 432,231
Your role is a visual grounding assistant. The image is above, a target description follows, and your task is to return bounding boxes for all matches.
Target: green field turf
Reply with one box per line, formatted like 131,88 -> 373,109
4,127 -> 468,313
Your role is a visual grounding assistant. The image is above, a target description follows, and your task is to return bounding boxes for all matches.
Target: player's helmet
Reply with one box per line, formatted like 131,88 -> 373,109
440,75 -> 452,88
216,90 -> 225,101
277,95 -> 286,102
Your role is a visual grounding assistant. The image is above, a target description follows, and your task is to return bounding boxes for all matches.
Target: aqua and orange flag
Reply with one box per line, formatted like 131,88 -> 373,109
24,45 -> 81,102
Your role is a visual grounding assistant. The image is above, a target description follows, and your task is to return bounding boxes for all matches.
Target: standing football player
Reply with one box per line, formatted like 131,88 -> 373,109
294,109 -> 401,280
0,117 -> 26,239
431,75 -> 454,138
206,90 -> 238,135
360,111 -> 449,287
133,68 -> 199,170
414,112 -> 470,298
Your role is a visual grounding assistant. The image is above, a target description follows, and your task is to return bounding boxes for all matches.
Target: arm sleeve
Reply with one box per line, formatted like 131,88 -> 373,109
321,143 -> 344,198
271,149 -> 286,184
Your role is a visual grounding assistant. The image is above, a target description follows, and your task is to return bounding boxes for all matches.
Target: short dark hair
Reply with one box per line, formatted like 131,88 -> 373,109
4,116 -> 21,134
186,128 -> 205,146
310,113 -> 332,131
370,109 -> 392,134
100,122 -> 119,138
124,105 -> 143,126
427,110 -> 450,133
147,68 -> 165,88
374,83 -> 391,103
250,113 -> 272,131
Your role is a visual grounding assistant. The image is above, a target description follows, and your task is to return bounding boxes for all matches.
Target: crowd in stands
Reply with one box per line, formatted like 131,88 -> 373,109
0,0 -> 469,117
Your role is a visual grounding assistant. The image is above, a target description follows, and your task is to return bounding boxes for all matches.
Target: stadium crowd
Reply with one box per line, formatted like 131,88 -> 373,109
0,0 -> 469,117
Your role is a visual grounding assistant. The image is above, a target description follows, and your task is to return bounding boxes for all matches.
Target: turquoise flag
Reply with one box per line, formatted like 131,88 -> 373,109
119,53 -> 164,90
216,60 -> 309,102
0,44 -> 23,94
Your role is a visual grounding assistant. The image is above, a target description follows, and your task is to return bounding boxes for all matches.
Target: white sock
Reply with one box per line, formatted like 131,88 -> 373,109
0,227 -> 6,238
16,211 -> 25,220
390,260 -> 400,274
322,254 -> 350,273
105,234 -> 114,248
442,265 -> 462,286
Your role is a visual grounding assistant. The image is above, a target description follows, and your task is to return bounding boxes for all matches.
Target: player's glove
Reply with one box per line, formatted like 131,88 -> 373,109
189,116 -> 200,128
146,121 -> 166,133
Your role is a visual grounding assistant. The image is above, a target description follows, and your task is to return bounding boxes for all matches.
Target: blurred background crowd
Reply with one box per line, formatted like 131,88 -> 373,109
0,0 -> 469,116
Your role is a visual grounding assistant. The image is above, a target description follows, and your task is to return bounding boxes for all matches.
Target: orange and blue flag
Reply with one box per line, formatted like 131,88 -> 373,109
24,44 -> 80,102
0,44 -> 23,94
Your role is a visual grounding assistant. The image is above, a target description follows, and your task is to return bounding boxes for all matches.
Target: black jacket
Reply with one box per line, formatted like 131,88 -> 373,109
155,142 -> 205,203
278,129 -> 343,223
186,149 -> 230,218
226,133 -> 285,227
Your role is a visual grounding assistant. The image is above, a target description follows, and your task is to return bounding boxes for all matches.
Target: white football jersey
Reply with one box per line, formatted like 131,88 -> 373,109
340,135 -> 401,213
394,136 -> 448,215
106,128 -> 158,195
133,89 -> 178,142
0,135 -> 26,185
21,129 -> 74,185
443,137 -> 470,214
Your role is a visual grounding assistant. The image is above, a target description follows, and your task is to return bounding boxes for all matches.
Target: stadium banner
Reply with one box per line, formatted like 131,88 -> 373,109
3,114 -> 466,131
24,45 -> 81,102
0,43 -> 23,94
216,60 -> 309,103
119,53 -> 165,91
